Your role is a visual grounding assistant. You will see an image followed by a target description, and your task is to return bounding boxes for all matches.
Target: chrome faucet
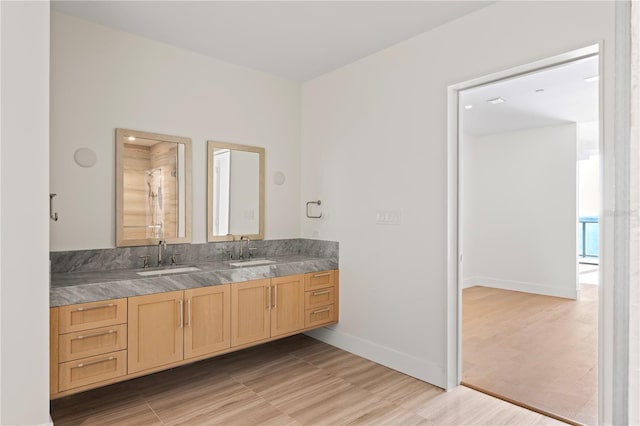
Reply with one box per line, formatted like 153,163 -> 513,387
158,240 -> 167,266
238,236 -> 249,259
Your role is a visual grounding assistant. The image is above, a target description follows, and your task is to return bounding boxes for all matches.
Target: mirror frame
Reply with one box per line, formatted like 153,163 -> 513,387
207,140 -> 265,242
116,128 -> 192,247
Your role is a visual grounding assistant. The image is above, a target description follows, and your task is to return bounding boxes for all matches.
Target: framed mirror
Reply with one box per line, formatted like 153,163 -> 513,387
207,141 -> 264,242
116,128 -> 192,247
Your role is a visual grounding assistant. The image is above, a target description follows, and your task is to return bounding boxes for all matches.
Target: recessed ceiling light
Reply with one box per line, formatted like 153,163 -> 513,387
486,97 -> 506,105
464,105 -> 473,109
535,88 -> 545,93
584,76 -> 599,83
128,136 -> 136,141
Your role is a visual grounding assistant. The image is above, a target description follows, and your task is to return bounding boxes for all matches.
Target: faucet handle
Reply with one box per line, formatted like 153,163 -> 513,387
171,253 -> 182,266
248,247 -> 257,259
138,255 -> 150,269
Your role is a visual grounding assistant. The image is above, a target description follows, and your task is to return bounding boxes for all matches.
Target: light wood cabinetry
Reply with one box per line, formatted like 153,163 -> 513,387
304,270 -> 338,328
184,285 -> 231,359
51,298 -> 128,396
231,279 -> 271,346
230,275 -> 305,346
59,324 -> 127,362
59,350 -> 127,392
59,298 -> 127,334
50,270 -> 338,399
270,274 -> 305,337
129,286 -> 232,371
50,308 -> 59,396
128,291 -> 184,374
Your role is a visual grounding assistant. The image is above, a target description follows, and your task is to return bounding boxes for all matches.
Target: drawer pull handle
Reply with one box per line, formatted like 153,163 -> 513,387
312,308 -> 330,315
179,300 -> 184,329
76,356 -> 114,368
313,273 -> 330,278
75,303 -> 115,312
312,290 -> 330,296
73,330 -> 115,340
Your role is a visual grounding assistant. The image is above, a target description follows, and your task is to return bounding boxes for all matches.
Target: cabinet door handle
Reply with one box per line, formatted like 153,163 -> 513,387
75,303 -> 114,312
312,290 -> 330,296
312,308 -> 330,315
179,300 -> 184,328
266,286 -> 271,310
313,272 -> 330,278
72,329 -> 115,341
274,285 -> 278,309
76,356 -> 114,368
186,299 -> 191,328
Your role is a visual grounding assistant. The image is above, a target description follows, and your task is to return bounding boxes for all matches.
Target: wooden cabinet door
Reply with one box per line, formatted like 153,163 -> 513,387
184,285 -> 231,359
271,274 -> 305,337
128,291 -> 184,374
231,279 -> 271,347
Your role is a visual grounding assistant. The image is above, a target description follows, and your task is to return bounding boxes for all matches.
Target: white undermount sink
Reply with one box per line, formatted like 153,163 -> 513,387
229,258 -> 277,267
137,266 -> 201,276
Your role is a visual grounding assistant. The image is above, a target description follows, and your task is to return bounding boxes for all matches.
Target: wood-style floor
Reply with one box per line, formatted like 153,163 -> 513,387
51,335 -> 566,425
462,284 -> 598,426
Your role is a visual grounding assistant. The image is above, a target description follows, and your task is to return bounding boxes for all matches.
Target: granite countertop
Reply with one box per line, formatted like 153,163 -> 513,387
50,255 -> 338,307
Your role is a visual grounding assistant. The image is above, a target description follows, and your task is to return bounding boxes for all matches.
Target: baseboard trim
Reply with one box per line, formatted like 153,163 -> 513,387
464,276 -> 577,299
304,326 -> 446,389
461,381 -> 586,426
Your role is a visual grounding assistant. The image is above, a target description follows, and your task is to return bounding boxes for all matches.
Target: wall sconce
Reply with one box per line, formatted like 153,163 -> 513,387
274,171 -> 286,186
74,147 -> 97,168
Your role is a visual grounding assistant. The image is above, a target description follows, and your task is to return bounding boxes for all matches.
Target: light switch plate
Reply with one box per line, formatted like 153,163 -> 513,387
376,210 -> 401,225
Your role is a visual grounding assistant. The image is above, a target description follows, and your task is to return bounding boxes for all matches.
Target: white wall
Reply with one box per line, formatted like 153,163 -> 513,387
50,12 -> 301,251
578,121 -> 600,217
629,2 -> 640,423
302,1 -> 615,388
229,150 -> 260,235
0,1 -> 51,424
462,124 -> 577,299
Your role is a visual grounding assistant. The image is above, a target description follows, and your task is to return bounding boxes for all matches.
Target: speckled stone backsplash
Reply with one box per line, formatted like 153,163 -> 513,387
50,239 -> 338,273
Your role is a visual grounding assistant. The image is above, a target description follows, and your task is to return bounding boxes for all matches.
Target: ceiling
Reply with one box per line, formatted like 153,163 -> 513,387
461,55 -> 599,136
51,1 -> 492,82
51,1 -> 597,137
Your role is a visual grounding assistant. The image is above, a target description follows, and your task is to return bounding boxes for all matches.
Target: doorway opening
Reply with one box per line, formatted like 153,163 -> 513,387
456,49 -> 600,425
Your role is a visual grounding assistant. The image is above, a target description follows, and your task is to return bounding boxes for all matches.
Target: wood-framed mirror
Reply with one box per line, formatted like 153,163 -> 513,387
116,128 -> 192,247
207,141 -> 265,242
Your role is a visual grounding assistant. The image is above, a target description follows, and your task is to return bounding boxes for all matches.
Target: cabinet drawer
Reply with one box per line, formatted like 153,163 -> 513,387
305,304 -> 336,328
59,299 -> 127,334
304,270 -> 335,291
305,286 -> 336,309
59,324 -> 127,363
58,350 -> 127,392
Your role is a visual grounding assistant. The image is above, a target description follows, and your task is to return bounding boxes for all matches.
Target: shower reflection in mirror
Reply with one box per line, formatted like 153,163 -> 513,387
116,129 -> 192,247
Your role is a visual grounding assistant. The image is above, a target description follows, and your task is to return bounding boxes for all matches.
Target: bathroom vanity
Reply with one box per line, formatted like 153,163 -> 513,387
49,130 -> 338,398
49,262 -> 338,398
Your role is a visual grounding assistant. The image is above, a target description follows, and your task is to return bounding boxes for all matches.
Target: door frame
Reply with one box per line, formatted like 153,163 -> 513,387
445,43 -> 612,424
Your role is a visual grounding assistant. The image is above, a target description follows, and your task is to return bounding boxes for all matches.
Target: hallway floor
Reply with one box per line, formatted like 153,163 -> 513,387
51,335 -> 566,425
462,283 -> 598,425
